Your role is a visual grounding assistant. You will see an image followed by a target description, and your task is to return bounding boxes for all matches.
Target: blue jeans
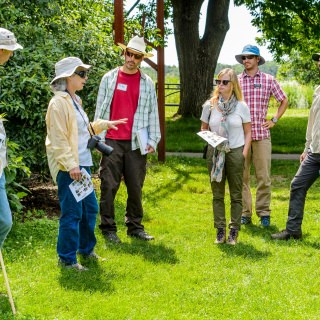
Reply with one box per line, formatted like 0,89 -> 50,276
0,172 -> 12,248
56,167 -> 98,264
286,152 -> 320,233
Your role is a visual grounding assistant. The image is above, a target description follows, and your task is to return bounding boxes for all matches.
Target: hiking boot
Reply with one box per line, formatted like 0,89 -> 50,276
103,231 -> 122,243
214,228 -> 226,244
227,228 -> 238,245
271,229 -> 302,240
81,251 -> 107,262
260,216 -> 270,227
58,259 -> 88,271
241,216 -> 252,225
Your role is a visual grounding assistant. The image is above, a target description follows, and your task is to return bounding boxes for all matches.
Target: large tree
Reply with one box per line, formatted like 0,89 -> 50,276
171,0 -> 230,117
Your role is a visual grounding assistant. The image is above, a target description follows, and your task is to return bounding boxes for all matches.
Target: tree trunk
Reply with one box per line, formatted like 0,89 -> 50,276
171,0 -> 230,117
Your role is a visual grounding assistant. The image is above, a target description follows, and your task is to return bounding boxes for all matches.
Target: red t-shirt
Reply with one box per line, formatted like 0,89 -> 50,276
106,69 -> 140,140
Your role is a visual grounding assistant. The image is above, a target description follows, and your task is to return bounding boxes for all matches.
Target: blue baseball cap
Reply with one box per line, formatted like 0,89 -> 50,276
235,44 -> 265,65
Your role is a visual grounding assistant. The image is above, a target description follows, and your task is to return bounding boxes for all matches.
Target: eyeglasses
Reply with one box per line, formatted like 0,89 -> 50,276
74,70 -> 89,79
241,55 -> 256,60
215,79 -> 231,86
125,50 -> 143,60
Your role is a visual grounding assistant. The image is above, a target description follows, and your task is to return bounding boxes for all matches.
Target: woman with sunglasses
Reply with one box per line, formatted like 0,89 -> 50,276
46,57 -> 126,270
200,68 -> 251,245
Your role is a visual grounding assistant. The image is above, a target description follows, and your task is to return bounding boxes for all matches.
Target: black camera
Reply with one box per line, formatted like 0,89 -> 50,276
87,135 -> 113,156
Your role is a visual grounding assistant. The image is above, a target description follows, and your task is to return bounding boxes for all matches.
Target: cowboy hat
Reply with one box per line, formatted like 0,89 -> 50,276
118,36 -> 154,58
51,57 -> 91,84
235,44 -> 265,66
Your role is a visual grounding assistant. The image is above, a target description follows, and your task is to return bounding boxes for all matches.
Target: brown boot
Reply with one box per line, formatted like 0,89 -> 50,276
227,228 -> 238,245
214,228 -> 226,244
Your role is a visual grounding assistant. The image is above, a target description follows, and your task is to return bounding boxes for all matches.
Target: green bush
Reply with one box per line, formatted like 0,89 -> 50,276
0,0 -> 121,175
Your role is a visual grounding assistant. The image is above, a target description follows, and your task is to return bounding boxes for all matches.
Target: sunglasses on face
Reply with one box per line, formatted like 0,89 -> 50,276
241,55 -> 256,61
125,50 -> 143,60
74,70 -> 89,78
215,79 -> 231,86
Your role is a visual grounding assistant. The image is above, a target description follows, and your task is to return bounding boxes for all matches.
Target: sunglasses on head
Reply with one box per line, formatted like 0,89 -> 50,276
74,70 -> 89,78
215,79 -> 231,86
125,50 -> 143,60
241,55 -> 256,61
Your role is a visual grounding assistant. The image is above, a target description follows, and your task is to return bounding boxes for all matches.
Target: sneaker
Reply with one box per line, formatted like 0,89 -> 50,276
214,228 -> 226,244
260,216 -> 270,227
103,231 -> 122,243
271,229 -> 302,240
81,251 -> 107,262
58,259 -> 88,271
241,216 -> 252,225
227,228 -> 238,245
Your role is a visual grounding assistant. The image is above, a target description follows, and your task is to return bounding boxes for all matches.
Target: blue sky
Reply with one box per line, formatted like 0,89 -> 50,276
125,0 -> 273,66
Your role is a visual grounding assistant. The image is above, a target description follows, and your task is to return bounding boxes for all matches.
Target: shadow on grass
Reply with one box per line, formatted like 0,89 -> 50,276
218,242 -> 272,260
105,239 -> 179,265
0,294 -> 14,320
58,260 -> 116,293
241,223 -> 279,239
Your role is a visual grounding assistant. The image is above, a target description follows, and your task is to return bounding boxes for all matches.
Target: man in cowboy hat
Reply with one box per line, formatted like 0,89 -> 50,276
94,35 -> 161,243
0,27 -> 23,248
235,44 -> 288,227
272,52 -> 320,240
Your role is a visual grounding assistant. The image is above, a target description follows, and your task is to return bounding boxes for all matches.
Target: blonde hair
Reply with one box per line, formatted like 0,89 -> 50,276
210,68 -> 243,104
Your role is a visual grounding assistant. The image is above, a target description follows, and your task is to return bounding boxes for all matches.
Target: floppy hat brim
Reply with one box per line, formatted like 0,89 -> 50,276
0,43 -> 23,51
235,53 -> 265,66
50,63 -> 91,84
118,43 -> 154,58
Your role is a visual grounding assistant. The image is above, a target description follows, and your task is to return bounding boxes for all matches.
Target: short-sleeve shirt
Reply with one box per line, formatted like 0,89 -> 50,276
200,100 -> 251,149
238,70 -> 286,141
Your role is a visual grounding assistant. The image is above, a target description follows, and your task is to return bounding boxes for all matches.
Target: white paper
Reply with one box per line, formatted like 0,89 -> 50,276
0,133 -> 5,149
197,131 -> 227,148
136,127 -> 149,155
69,168 -> 94,202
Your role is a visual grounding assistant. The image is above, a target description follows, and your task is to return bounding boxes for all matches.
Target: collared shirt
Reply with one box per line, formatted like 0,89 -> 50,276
46,91 -> 111,183
305,85 -> 320,153
238,70 -> 287,141
94,67 -> 161,151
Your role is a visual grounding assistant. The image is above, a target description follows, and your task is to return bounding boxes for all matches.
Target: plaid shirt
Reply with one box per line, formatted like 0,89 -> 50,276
94,67 -> 161,151
238,70 -> 287,141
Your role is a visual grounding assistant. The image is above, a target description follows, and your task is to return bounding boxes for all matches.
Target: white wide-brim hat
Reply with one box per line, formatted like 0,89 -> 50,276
51,57 -> 91,84
0,28 -> 23,51
118,35 -> 154,58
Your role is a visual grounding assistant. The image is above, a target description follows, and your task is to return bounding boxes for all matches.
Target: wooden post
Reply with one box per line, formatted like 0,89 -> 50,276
157,0 -> 165,162
114,0 -> 124,45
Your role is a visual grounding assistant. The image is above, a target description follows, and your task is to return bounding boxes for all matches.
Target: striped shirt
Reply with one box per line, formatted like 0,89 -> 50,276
94,67 -> 161,151
238,70 -> 286,141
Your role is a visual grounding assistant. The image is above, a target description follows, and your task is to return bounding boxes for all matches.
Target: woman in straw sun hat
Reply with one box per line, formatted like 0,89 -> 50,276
46,57 -> 126,271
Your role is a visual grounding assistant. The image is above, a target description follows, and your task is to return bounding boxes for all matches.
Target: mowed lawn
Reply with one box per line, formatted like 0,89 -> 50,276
1,157 -> 320,319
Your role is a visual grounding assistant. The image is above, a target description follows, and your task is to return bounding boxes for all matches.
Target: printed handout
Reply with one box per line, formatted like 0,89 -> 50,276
197,131 -> 227,148
69,168 -> 94,202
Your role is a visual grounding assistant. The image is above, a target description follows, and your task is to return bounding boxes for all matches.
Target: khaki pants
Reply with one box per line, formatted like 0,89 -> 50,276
242,138 -> 271,217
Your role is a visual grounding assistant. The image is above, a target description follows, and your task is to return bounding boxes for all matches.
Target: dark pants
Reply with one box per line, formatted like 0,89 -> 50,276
286,152 -> 320,233
207,145 -> 244,230
99,139 -> 147,234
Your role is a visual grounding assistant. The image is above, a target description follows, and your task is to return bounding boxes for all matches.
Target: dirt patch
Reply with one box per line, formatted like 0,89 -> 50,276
21,175 -> 60,219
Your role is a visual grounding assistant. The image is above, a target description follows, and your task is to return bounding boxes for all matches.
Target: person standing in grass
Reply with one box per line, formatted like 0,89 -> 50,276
46,57 -> 126,271
271,53 -> 320,240
235,45 -> 288,227
200,68 -> 251,245
0,27 -> 23,248
94,36 -> 161,243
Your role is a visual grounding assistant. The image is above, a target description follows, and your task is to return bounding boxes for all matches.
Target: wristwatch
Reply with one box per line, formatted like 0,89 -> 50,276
271,117 -> 278,124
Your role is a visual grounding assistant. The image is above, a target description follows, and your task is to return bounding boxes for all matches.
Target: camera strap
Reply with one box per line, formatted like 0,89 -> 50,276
67,90 -> 96,137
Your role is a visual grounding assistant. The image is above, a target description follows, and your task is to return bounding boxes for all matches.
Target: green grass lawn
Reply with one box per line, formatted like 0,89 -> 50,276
165,107 -> 310,154
1,157 -> 320,319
